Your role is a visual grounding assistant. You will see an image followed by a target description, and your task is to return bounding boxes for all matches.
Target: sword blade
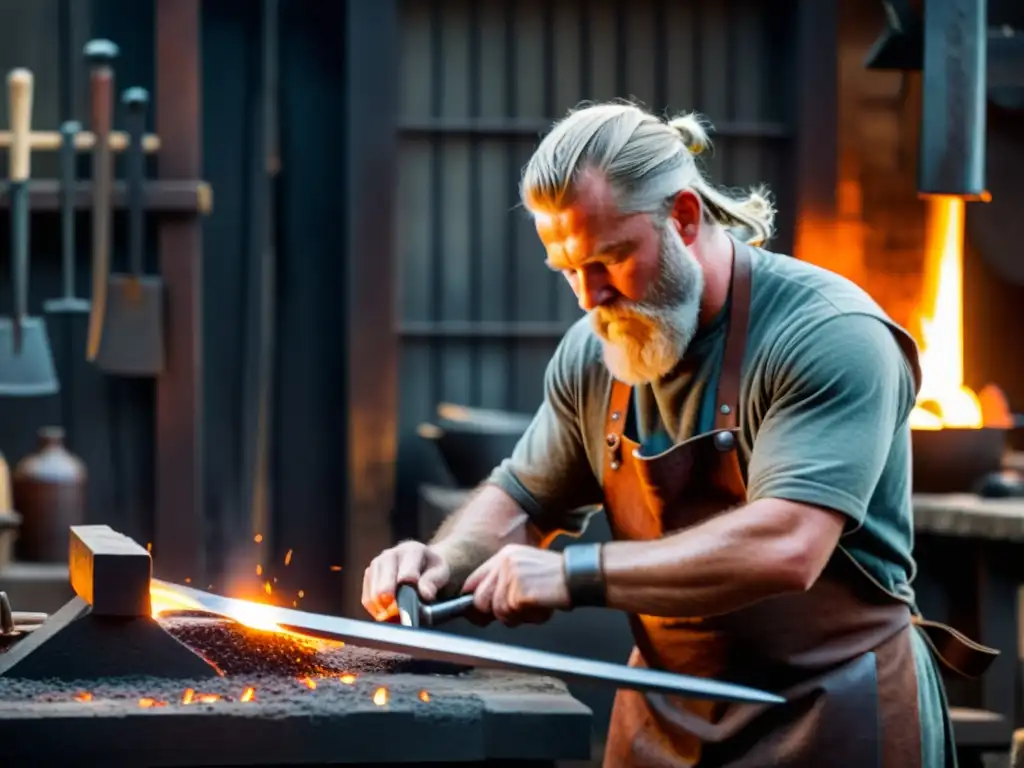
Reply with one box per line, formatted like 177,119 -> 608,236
154,580 -> 784,705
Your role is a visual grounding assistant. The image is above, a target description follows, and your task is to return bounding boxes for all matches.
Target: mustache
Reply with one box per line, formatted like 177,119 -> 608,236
593,300 -> 666,324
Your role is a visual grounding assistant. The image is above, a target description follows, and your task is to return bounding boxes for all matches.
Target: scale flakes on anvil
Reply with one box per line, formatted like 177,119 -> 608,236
154,578 -> 784,705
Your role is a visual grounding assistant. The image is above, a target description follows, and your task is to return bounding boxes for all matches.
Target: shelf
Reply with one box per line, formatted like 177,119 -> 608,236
0,179 -> 212,215
0,130 -> 160,154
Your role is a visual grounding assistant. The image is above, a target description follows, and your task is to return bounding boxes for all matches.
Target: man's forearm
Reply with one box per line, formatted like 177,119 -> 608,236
429,484 -> 539,591
600,498 -> 843,617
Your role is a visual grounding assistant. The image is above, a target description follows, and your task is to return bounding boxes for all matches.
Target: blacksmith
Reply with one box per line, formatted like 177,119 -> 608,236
363,102 -> 990,767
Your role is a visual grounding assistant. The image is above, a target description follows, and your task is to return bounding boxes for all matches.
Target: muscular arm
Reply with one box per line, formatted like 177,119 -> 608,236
428,485 -> 540,590
429,323 -> 602,592
598,314 -> 917,618
602,498 -> 844,616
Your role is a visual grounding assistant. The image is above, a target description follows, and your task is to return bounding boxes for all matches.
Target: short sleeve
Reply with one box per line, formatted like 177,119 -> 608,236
746,313 -> 918,529
486,332 -> 604,535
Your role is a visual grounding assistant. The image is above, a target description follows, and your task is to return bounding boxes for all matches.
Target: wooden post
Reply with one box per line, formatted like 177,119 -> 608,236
342,0 -> 400,617
793,0 -> 844,272
153,0 -> 204,583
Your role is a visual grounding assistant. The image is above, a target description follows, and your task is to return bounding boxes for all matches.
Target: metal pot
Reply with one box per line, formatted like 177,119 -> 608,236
435,402 -> 533,432
418,407 -> 532,489
911,421 -> 1023,494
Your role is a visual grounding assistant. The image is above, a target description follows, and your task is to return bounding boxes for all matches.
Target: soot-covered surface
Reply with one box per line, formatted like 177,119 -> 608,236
159,613 -> 471,677
0,613 -> 593,765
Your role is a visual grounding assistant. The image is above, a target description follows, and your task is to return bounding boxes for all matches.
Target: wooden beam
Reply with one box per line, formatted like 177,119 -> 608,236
793,0 -> 840,262
342,0 -> 400,617
154,0 -> 205,583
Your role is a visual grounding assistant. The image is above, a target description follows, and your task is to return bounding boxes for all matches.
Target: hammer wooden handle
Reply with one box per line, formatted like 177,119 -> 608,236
12,611 -> 47,625
7,68 -> 33,182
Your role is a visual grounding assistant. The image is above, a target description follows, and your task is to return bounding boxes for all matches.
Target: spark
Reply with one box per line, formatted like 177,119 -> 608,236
240,687 -> 256,702
181,689 -> 195,704
197,693 -> 221,703
297,590 -> 305,599
329,565 -> 342,572
284,549 -> 293,566
256,564 -> 262,576
138,698 -> 167,708
146,542 -> 152,552
254,533 -> 263,543
300,677 -> 317,690
418,690 -> 430,702
264,581 -> 272,595
373,687 -> 389,707
184,577 -> 191,584
339,674 -> 356,685
74,691 -> 92,702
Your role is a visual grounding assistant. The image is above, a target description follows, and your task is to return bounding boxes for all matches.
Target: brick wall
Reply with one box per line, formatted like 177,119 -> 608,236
830,0 -> 930,338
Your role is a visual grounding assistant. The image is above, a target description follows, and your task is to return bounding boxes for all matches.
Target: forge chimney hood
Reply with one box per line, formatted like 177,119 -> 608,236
865,0 -> 1024,198
921,0 -> 988,199
866,0 -> 1024,81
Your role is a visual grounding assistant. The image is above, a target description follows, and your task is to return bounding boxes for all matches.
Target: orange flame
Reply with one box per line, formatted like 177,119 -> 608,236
418,690 -> 430,702
339,674 -> 356,685
74,691 -> 93,702
909,197 -> 983,430
150,581 -> 341,648
373,687 -> 389,707
240,687 -> 256,702
300,677 -> 317,690
181,689 -> 195,704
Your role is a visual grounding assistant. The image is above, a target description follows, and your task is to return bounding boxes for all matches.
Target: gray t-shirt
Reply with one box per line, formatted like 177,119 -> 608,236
487,245 -> 923,606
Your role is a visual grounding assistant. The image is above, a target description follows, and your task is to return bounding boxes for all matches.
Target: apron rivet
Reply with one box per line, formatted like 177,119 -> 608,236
719,404 -> 731,415
606,433 -> 620,449
610,460 -> 621,471
611,411 -> 620,421
713,431 -> 736,452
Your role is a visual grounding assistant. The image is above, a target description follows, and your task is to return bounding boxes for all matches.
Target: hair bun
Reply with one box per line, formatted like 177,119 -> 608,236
667,112 -> 711,156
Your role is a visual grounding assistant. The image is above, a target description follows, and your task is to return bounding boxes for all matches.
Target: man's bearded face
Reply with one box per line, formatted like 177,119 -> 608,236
591,224 -> 704,385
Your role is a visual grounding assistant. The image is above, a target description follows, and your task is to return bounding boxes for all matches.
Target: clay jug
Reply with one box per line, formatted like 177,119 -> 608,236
12,427 -> 87,562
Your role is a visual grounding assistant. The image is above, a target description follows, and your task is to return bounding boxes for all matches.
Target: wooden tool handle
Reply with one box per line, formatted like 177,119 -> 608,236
84,39 -> 118,361
89,68 -> 114,139
7,68 -> 33,182
11,611 -> 47,625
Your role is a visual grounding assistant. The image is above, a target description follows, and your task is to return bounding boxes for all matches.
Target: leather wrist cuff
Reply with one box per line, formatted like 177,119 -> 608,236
563,543 -> 606,608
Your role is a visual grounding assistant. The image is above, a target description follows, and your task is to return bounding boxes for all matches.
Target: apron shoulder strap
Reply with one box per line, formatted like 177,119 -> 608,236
713,239 -> 754,432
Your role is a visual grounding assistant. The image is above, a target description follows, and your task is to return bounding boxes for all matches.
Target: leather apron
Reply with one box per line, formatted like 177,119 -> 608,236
600,240 -> 998,768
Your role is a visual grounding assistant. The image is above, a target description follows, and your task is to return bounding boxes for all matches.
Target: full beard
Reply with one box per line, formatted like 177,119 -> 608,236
592,226 -> 704,385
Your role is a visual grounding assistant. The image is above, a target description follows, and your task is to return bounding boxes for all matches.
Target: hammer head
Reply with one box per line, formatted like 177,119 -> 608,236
396,584 -> 421,628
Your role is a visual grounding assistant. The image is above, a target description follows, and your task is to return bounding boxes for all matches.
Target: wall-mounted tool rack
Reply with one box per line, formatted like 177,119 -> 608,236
0,0 -> 209,587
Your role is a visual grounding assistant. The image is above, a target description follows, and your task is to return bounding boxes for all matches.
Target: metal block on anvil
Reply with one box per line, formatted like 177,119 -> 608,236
0,525 -> 217,681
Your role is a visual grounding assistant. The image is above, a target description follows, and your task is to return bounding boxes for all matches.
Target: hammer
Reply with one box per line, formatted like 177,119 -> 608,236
395,584 -> 477,628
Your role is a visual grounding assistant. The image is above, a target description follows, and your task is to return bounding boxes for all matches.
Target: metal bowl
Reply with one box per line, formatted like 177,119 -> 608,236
418,409 -> 531,489
911,427 -> 1008,494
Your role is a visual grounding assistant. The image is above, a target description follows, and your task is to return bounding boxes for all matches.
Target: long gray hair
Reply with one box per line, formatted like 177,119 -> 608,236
520,102 -> 775,245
